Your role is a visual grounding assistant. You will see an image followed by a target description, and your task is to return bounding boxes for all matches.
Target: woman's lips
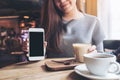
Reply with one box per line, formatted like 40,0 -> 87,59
61,3 -> 70,11
60,2 -> 70,10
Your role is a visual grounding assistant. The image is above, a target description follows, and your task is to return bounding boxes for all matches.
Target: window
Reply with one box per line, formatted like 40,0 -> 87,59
97,0 -> 120,39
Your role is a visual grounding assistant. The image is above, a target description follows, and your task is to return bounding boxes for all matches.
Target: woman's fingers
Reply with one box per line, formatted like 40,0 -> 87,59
44,41 -> 47,54
88,45 -> 97,53
22,41 -> 47,56
44,41 -> 47,48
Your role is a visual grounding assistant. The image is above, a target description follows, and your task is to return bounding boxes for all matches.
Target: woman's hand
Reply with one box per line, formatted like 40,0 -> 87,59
88,45 -> 97,53
22,40 -> 47,55
44,41 -> 47,54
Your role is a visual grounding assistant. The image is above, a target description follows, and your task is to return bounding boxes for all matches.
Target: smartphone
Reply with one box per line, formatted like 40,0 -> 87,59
28,28 -> 45,61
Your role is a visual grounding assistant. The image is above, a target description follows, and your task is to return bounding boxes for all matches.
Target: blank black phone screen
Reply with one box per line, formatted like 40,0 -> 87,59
29,32 -> 44,56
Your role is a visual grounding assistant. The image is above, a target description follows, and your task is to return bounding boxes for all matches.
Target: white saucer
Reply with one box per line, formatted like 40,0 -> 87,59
74,64 -> 120,80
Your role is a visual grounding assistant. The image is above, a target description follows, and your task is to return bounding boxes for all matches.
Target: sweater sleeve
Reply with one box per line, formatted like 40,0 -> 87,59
92,18 -> 105,52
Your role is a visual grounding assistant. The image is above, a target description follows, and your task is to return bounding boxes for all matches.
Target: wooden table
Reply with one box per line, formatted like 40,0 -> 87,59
0,58 -> 90,80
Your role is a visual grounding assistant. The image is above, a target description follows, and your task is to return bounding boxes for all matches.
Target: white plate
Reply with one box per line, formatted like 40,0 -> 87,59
74,64 -> 120,80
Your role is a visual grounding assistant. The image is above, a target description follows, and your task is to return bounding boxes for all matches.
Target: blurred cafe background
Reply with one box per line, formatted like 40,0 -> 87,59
0,0 -> 120,68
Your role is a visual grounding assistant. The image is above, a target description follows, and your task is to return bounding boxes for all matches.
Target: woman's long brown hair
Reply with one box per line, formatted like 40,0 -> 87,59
40,0 -> 64,52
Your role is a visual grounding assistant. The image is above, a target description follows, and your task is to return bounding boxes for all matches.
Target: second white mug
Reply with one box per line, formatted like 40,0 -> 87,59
84,53 -> 120,76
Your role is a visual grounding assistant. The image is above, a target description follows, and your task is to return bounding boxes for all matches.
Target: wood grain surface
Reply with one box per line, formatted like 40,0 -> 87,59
0,58 -> 90,80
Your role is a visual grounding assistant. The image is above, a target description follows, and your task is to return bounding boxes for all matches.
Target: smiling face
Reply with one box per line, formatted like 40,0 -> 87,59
53,0 -> 77,14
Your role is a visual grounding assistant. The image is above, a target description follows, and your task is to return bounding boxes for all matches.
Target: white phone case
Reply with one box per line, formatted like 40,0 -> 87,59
28,28 -> 45,61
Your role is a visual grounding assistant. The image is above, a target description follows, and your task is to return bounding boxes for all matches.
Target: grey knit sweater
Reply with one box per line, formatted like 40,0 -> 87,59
47,13 -> 105,58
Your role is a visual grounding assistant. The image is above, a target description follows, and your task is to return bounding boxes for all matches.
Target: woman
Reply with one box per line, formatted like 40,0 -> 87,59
40,0 -> 105,58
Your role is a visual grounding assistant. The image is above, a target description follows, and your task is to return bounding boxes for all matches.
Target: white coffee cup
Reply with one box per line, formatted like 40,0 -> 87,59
84,53 -> 120,76
73,43 -> 91,62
